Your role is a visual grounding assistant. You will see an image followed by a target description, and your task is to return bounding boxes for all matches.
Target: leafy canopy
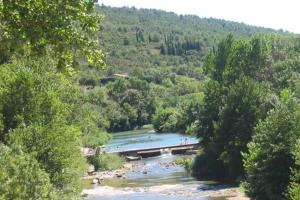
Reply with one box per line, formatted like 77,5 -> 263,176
243,90 -> 300,200
0,144 -> 58,200
0,0 -> 105,70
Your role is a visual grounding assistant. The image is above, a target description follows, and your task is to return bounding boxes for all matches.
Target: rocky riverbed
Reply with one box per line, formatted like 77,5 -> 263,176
83,130 -> 249,200
83,163 -> 132,184
83,183 -> 248,200
82,157 -> 249,200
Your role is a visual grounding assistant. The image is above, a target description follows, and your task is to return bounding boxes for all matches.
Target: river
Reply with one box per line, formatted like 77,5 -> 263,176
84,129 -> 238,200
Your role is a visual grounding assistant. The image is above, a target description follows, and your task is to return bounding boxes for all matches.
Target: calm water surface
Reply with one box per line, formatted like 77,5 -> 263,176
105,129 -> 199,152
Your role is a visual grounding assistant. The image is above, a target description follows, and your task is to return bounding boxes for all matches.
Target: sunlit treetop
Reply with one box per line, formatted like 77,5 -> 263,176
0,0 -> 105,71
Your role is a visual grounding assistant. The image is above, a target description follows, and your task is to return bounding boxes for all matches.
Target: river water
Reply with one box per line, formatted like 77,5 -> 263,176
104,129 -> 199,152
84,129 -> 228,200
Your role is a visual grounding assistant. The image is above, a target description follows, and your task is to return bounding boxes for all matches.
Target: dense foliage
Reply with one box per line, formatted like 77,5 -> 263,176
0,57 -> 88,199
0,1 -> 107,199
0,144 -> 57,200
191,33 -> 300,199
80,66 -> 205,132
152,93 -> 204,134
288,139 -> 300,200
93,5 -> 285,73
243,90 -> 300,200
0,0 -> 105,70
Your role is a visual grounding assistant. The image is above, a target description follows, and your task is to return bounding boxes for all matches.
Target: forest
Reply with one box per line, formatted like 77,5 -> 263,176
0,1 -> 299,200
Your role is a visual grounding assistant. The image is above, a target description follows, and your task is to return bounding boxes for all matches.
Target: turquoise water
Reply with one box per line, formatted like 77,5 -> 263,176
105,129 -> 199,152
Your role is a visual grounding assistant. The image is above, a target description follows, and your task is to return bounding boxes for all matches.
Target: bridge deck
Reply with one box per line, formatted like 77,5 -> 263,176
137,146 -> 195,154
116,142 -> 199,157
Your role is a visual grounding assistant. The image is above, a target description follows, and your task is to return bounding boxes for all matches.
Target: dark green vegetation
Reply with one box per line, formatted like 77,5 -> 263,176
288,139 -> 300,200
191,34 -> 300,200
0,1 -> 108,199
243,90 -> 300,200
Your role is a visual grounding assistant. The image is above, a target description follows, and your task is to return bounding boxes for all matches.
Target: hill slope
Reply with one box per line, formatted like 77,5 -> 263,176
91,5 -> 286,75
77,5 -> 298,134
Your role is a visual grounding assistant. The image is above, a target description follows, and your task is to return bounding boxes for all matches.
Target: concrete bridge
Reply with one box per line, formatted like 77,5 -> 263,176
115,142 -> 200,158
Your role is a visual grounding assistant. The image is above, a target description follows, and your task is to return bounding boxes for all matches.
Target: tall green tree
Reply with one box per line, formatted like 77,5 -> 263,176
194,35 -> 270,180
217,77 -> 268,178
243,90 -> 300,200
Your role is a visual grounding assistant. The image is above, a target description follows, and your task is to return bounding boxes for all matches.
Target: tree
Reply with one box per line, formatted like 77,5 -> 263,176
152,107 -> 177,132
288,139 -> 300,200
0,1 -> 106,199
9,124 -> 86,199
243,90 -> 300,200
192,34 -> 276,180
0,58 -> 86,199
0,58 -> 75,142
0,0 -> 105,70
0,144 -> 58,200
204,34 -> 234,82
216,77 -> 268,179
194,77 -> 268,179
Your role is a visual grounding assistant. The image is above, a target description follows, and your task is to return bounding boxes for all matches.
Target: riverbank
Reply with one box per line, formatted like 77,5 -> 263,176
210,188 -> 249,200
82,159 -> 249,200
83,184 -> 249,200
83,163 -> 133,184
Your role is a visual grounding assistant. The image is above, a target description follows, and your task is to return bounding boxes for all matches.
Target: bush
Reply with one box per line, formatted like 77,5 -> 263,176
0,144 -> 58,200
243,90 -> 300,200
9,124 -> 86,199
83,130 -> 111,148
176,158 -> 193,172
192,149 -> 226,180
91,150 -> 125,171
152,107 -> 177,132
288,139 -> 300,200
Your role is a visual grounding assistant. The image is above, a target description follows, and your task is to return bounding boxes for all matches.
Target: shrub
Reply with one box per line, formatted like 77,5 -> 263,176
176,158 -> 193,172
243,90 -> 300,200
287,139 -> 300,200
91,151 -> 125,171
0,144 -> 57,200
192,149 -> 226,180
